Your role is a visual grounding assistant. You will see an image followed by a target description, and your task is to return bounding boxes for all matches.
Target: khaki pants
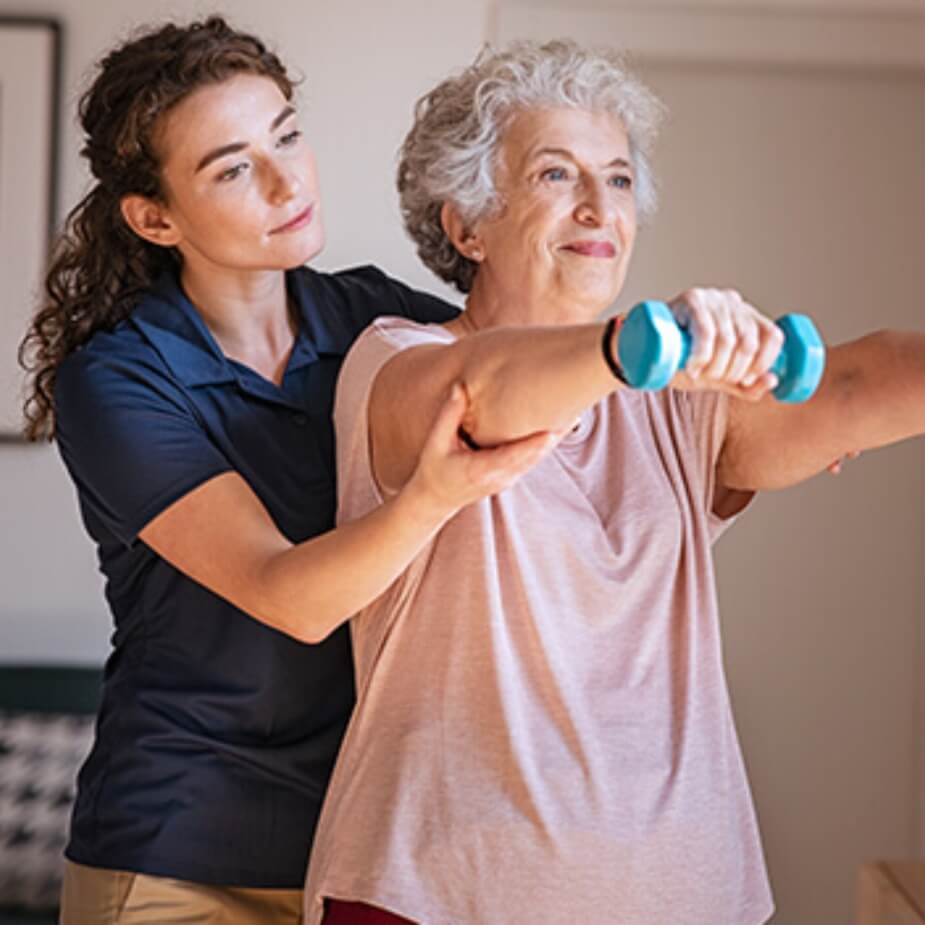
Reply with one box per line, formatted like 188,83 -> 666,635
60,860 -> 303,924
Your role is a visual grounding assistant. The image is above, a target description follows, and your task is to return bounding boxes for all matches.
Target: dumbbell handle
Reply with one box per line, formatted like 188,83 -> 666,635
616,300 -> 826,403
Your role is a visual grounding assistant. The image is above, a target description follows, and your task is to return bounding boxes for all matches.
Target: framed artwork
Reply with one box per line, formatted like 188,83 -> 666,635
0,18 -> 61,440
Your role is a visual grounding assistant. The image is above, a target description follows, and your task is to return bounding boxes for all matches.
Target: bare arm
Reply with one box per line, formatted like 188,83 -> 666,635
140,387 -> 552,644
720,330 -> 925,491
372,287 -> 793,496
370,322 -> 623,493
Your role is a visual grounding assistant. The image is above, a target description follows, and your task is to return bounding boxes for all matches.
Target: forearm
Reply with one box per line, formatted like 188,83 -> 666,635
801,329 -> 925,458
454,321 -> 620,445
720,329 -> 925,492
256,484 -> 450,643
856,330 -> 925,447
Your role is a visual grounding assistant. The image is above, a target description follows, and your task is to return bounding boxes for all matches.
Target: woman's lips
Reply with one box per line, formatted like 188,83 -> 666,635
270,204 -> 313,235
562,240 -> 616,258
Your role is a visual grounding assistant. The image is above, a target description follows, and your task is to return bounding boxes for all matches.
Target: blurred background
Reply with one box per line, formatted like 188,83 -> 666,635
1,1 -> 923,922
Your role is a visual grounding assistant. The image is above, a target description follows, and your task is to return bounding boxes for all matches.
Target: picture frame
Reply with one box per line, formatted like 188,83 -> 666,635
0,17 -> 61,441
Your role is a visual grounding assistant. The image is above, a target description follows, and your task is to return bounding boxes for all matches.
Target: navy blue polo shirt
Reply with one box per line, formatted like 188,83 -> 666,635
54,264 -> 457,887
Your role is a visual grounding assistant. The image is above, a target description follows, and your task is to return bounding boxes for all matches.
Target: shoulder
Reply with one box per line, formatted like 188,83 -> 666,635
295,263 -> 387,300
294,264 -> 459,327
54,317 -> 199,450
56,321 -> 169,403
337,317 -> 452,401
57,269 -> 222,403
361,315 -> 455,353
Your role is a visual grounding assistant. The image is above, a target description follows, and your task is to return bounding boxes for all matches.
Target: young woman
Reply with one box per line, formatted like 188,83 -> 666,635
19,18 -> 551,924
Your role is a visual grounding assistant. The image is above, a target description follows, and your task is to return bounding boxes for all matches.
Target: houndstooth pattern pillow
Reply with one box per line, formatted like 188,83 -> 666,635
0,711 -> 94,908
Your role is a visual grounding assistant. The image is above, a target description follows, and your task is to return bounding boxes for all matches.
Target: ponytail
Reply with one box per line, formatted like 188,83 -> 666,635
20,183 -> 174,440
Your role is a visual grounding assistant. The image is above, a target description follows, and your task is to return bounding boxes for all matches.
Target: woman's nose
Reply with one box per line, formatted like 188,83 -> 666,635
266,159 -> 300,204
574,179 -> 611,227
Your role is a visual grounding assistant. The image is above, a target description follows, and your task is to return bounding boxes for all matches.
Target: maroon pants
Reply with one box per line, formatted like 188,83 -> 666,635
323,900 -> 417,924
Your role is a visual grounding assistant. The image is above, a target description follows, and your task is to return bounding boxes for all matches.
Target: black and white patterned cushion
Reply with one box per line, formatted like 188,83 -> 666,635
0,711 -> 94,909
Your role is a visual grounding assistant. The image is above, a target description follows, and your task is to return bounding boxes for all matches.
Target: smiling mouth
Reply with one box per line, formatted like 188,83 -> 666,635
562,241 -> 616,258
270,204 -> 313,235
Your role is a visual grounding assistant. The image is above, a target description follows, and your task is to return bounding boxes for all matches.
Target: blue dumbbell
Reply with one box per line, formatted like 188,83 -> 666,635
616,300 -> 825,403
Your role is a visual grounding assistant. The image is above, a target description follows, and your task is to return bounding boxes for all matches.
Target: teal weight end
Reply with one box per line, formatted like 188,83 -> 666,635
617,300 -> 682,390
771,314 -> 826,403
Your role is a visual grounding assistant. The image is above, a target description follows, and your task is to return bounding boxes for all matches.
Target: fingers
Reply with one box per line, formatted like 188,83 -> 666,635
724,305 -> 758,385
735,372 -> 778,403
827,450 -> 861,476
747,321 -> 783,389
677,289 -> 736,381
411,382 -> 556,513
419,381 -> 469,454
670,288 -> 782,399
462,429 -> 557,493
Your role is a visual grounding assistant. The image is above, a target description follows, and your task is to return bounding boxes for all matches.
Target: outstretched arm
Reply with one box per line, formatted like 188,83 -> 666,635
370,289 -> 780,495
719,330 -> 925,491
371,323 -> 620,490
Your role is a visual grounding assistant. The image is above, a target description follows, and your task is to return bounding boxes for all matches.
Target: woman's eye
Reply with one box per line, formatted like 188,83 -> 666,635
217,163 -> 249,183
540,166 -> 569,182
609,174 -> 632,189
279,129 -> 303,147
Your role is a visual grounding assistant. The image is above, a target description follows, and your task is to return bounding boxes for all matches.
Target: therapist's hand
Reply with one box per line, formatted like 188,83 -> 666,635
403,382 -> 557,517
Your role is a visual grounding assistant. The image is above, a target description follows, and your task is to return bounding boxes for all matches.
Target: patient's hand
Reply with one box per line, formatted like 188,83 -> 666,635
826,450 -> 861,475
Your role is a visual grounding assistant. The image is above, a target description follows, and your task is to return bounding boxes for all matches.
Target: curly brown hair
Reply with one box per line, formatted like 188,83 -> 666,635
18,16 -> 294,440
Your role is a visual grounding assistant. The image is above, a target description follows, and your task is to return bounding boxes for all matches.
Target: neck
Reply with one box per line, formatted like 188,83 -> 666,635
454,270 -> 604,336
180,264 -> 296,383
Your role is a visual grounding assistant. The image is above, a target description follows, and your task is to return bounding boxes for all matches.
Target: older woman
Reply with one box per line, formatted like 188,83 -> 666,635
304,41 -> 925,924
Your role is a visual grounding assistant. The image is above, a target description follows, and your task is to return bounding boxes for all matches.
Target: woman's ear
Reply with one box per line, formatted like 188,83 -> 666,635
440,201 -> 485,263
120,194 -> 182,248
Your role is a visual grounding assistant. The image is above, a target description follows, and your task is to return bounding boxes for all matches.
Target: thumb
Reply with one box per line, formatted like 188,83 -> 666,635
422,382 -> 469,452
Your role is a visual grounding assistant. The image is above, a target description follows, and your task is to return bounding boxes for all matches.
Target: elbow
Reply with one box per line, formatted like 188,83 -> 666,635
295,622 -> 339,646
456,357 -> 573,445
256,603 -> 338,646
264,592 -> 344,645
455,352 -> 507,443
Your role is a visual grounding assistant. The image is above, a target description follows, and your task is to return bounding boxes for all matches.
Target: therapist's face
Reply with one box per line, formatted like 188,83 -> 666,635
122,73 -> 325,274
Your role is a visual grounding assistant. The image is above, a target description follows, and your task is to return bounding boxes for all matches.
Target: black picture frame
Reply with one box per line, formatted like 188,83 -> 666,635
0,17 -> 62,442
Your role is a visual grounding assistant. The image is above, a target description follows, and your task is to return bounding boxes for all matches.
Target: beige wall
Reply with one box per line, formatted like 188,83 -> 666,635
1,1 -> 923,923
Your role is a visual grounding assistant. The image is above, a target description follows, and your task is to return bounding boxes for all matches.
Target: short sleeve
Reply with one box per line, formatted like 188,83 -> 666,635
672,389 -> 754,540
54,348 -> 232,547
333,317 -> 453,525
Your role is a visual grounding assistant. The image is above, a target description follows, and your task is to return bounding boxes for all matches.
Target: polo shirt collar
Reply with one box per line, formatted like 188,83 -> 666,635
130,268 -> 342,388
132,271 -> 237,388
286,269 -> 354,359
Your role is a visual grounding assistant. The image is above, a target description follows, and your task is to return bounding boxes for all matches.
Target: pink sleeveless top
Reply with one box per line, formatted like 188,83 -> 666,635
304,317 -> 773,925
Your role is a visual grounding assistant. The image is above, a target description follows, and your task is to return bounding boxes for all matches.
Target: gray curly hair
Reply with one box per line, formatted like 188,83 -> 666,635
397,39 -> 666,294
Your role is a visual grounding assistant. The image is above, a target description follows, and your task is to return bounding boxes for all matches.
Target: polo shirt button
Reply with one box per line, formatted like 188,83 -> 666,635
292,413 -> 308,426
